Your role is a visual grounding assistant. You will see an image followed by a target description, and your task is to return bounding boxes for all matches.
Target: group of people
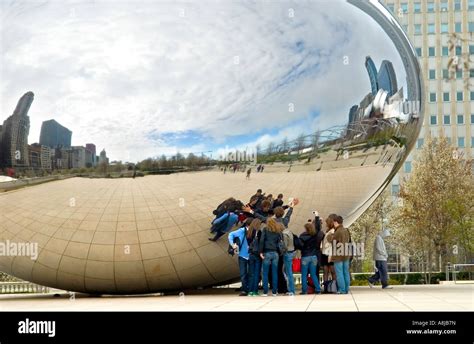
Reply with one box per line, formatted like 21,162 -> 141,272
208,189 -> 354,296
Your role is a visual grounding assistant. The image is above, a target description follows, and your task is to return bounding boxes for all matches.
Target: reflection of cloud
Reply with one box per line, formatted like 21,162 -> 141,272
1,0 -> 405,161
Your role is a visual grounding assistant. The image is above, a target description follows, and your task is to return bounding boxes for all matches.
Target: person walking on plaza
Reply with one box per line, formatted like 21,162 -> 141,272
368,229 -> 393,289
258,218 -> 284,296
246,168 -> 251,179
299,222 -> 322,294
326,214 -> 351,294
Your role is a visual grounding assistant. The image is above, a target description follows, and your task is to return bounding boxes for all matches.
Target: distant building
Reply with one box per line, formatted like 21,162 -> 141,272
0,92 -> 33,169
85,143 -> 96,166
365,56 -> 379,96
28,143 -> 42,168
28,143 -> 52,171
71,146 -> 86,169
52,146 -> 71,170
39,119 -> 72,148
377,60 -> 398,97
99,149 -> 109,165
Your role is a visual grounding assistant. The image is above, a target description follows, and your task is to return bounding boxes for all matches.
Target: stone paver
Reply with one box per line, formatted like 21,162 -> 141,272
0,285 -> 472,311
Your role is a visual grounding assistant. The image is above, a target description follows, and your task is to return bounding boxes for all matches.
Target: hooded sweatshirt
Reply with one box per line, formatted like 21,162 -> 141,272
373,229 -> 390,261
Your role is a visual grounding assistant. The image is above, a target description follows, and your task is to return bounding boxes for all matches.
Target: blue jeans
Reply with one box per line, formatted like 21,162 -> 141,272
334,259 -> 351,293
262,251 -> 279,294
238,257 -> 249,293
368,260 -> 388,287
301,255 -> 321,294
283,251 -> 295,294
248,254 -> 262,293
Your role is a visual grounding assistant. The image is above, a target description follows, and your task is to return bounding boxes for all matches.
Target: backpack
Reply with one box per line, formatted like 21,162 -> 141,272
323,280 -> 338,294
248,230 -> 260,255
277,233 -> 287,256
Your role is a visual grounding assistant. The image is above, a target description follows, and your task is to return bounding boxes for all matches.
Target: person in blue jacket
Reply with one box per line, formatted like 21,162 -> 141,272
209,211 -> 239,242
228,218 -> 255,296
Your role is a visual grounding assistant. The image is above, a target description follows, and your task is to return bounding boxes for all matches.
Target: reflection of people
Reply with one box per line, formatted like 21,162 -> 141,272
246,168 -> 251,179
368,229 -> 393,289
299,222 -> 321,294
209,211 -> 239,242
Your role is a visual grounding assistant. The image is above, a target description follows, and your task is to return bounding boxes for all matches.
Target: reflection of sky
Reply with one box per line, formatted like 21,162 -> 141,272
0,0 -> 406,161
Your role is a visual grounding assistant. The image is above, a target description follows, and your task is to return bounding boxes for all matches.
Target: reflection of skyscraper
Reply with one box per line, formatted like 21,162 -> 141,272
365,57 -> 379,96
377,60 -> 398,97
39,119 -> 72,148
85,143 -> 96,167
348,105 -> 359,125
0,92 -> 33,168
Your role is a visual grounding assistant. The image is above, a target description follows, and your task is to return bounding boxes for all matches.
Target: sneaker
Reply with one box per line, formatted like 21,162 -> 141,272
315,290 -> 321,294
261,293 -> 268,297
368,281 -> 374,288
252,293 -> 258,297
239,292 -> 247,296
382,286 -> 393,289
286,292 -> 294,296
272,293 -> 278,297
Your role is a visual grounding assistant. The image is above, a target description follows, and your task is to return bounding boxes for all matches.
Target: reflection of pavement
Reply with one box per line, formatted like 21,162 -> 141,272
0,166 -> 392,293
0,285 -> 471,311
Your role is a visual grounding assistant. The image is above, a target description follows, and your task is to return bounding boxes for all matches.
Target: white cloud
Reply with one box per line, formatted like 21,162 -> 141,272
0,0 -> 406,161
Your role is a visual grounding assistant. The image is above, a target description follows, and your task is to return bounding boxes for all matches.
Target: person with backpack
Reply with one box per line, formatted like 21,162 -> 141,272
246,218 -> 263,296
258,218 -> 284,296
273,203 -> 297,293
282,223 -> 296,295
228,218 -> 254,296
299,222 -> 322,294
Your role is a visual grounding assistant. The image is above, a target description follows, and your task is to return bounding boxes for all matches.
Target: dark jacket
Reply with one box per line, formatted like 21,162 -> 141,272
272,199 -> 284,208
258,229 -> 281,254
299,232 -> 319,257
248,229 -> 262,256
314,216 -> 324,255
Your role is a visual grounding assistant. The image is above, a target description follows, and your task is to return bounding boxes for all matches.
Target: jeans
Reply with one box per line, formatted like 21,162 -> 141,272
368,260 -> 388,288
334,259 -> 351,293
301,255 -> 321,294
283,251 -> 295,294
248,254 -> 262,293
238,257 -> 249,293
262,251 -> 279,294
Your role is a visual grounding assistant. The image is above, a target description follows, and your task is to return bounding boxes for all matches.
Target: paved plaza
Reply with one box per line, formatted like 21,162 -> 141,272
0,285 -> 472,311
0,168 -> 391,293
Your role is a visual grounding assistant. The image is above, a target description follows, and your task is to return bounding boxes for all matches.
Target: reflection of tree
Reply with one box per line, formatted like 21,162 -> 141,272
295,133 -> 306,156
281,137 -> 289,153
447,33 -> 473,90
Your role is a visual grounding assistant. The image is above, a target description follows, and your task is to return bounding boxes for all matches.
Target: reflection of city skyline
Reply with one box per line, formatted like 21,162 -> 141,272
0,92 -> 110,175
0,1 -> 409,162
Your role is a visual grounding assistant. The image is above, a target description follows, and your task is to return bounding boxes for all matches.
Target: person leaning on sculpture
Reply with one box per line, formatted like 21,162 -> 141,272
368,229 -> 393,289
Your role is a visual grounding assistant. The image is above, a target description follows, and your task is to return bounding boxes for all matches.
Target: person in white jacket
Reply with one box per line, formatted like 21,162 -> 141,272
368,229 -> 393,289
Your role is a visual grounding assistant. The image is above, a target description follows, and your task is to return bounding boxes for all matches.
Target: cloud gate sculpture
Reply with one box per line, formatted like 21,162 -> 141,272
0,1 -> 423,294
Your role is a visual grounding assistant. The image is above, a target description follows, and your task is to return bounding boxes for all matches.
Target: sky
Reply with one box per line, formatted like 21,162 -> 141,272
0,0 -> 406,162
